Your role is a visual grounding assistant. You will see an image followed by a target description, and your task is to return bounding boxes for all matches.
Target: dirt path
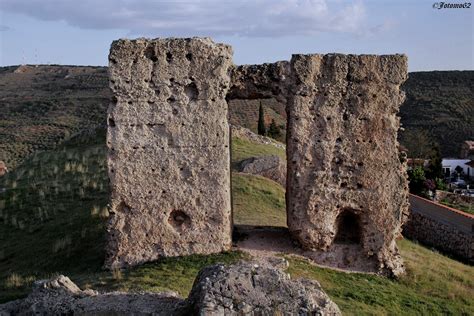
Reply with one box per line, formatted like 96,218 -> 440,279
233,225 -> 378,274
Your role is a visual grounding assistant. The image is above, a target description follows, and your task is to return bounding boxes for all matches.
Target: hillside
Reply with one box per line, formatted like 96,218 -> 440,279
0,65 -> 110,169
1,66 -> 472,171
400,71 -> 474,157
0,129 -> 473,314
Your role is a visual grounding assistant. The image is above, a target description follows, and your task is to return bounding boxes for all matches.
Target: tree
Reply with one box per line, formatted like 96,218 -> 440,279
434,178 -> 447,191
425,144 -> 443,180
454,165 -> 464,178
407,166 -> 426,196
399,128 -> 435,159
267,119 -> 281,139
257,102 -> 266,136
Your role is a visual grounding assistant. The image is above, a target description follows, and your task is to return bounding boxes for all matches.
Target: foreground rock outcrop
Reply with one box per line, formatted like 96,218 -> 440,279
286,54 -> 409,276
0,275 -> 184,315
106,38 -> 233,269
0,262 -> 340,315
187,261 -> 340,315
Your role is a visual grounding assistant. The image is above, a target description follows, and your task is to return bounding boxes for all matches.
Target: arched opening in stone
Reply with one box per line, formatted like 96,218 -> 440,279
334,209 -> 362,244
226,63 -> 289,234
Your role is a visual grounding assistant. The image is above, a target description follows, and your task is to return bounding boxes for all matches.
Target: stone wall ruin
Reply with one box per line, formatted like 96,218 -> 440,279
286,54 -> 409,276
106,37 -> 409,276
106,38 -> 233,268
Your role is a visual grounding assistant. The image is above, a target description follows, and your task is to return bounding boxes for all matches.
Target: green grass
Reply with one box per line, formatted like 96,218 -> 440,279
75,251 -> 245,297
286,239 -> 474,315
0,129 -> 109,302
439,199 -> 474,215
232,173 -> 286,227
231,136 -> 286,165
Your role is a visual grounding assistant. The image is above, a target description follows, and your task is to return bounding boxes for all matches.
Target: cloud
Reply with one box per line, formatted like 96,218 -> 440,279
0,25 -> 10,31
0,0 -> 369,37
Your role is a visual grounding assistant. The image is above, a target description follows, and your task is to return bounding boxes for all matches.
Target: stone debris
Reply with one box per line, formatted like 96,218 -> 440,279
0,262 -> 340,316
231,124 -> 285,149
0,275 -> 184,315
237,155 -> 286,187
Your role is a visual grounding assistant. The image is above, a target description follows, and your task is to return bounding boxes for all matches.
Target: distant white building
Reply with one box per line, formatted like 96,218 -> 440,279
442,159 -> 473,179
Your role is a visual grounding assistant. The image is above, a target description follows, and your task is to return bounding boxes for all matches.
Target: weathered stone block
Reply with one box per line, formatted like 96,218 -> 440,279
286,54 -> 409,276
106,38 -> 233,268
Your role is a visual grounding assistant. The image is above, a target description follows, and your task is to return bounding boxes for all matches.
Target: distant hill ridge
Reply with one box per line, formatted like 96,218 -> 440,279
1,65 -> 472,168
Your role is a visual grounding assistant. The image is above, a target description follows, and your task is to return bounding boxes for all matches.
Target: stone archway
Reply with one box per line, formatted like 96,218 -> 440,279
334,209 -> 362,244
106,37 -> 409,276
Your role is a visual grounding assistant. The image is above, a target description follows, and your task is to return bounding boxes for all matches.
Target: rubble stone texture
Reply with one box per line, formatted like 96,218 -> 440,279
186,261 -> 341,315
0,275 -> 185,315
286,54 -> 409,276
106,38 -> 233,268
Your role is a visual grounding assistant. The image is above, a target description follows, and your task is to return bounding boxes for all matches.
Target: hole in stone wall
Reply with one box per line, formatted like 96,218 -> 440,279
108,118 -> 116,127
334,209 -> 362,244
145,46 -> 158,62
168,210 -> 190,230
185,82 -> 199,101
186,53 -> 193,61
166,52 -> 173,62
117,201 -> 131,214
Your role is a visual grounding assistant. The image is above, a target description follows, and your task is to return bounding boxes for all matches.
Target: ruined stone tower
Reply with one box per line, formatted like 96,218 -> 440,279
286,54 -> 409,276
106,38 -> 233,268
106,37 -> 409,276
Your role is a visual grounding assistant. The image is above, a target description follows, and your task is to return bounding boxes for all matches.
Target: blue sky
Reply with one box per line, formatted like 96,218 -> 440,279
0,0 -> 472,71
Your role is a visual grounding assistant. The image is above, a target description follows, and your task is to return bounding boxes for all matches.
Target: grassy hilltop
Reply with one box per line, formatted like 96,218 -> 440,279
0,128 -> 473,315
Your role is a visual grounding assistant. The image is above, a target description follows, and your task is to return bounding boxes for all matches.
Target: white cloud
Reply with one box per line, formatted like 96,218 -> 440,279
0,25 -> 10,31
0,0 -> 369,37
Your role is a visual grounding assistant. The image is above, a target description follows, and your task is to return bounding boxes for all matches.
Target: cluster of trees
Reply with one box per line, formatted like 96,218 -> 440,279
257,103 -> 281,139
407,145 -> 447,197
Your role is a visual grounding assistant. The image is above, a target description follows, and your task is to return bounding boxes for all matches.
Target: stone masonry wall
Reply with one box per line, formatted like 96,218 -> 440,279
404,194 -> 473,263
286,54 -> 409,276
106,38 -> 233,268
404,212 -> 473,263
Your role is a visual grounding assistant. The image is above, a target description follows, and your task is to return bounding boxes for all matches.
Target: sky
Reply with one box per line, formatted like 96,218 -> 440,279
0,0 -> 472,71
